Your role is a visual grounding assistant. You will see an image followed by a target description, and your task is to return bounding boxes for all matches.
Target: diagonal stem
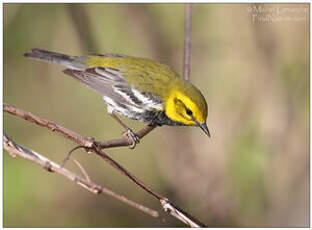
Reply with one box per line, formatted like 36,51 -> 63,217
184,3 -> 193,81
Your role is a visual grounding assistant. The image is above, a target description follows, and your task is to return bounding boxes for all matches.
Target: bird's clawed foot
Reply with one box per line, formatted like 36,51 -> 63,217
123,129 -> 140,149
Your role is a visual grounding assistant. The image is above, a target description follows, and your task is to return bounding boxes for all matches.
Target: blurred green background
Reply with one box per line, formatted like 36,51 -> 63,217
3,3 -> 309,227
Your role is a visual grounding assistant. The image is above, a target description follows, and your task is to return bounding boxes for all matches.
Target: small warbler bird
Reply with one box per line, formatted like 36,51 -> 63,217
24,48 -> 210,147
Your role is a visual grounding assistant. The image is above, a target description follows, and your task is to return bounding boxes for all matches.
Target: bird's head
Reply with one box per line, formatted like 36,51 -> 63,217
165,84 -> 210,137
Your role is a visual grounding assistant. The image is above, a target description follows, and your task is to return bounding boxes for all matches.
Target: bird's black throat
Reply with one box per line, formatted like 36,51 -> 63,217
143,110 -> 187,127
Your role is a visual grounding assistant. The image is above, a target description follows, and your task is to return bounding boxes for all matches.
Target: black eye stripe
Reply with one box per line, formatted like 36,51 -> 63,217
186,108 -> 193,116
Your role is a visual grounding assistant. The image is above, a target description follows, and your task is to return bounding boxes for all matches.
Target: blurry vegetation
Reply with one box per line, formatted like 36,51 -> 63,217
3,3 -> 309,227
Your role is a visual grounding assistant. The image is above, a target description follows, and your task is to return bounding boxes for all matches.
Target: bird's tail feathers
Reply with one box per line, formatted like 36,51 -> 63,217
24,48 -> 88,70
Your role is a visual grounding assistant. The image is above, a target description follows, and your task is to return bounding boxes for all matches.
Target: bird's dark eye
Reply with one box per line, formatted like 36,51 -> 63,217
186,109 -> 193,116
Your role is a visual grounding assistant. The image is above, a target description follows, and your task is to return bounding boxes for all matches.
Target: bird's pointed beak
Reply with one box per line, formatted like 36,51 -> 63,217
198,122 -> 211,138
191,116 -> 211,138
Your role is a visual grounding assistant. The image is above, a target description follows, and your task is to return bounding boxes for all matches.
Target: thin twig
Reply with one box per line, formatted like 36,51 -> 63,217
71,157 -> 91,182
61,145 -> 86,168
93,147 -> 165,200
3,132 -> 158,218
184,3 -> 192,81
93,147 -> 206,226
4,105 -> 206,227
3,104 -> 93,148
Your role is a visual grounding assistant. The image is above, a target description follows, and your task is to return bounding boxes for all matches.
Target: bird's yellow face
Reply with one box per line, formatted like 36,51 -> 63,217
165,90 -> 208,126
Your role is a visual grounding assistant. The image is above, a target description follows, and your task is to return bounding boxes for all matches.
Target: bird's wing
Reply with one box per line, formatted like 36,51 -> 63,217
63,67 -> 126,95
63,67 -> 163,110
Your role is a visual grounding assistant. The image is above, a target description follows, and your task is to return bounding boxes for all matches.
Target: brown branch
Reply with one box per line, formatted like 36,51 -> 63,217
3,132 -> 158,218
3,104 -> 155,149
3,104 -> 93,148
95,124 -> 156,149
183,3 -> 192,81
4,104 -> 206,227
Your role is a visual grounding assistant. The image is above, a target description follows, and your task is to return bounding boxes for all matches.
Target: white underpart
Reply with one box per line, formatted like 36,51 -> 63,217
132,89 -> 163,110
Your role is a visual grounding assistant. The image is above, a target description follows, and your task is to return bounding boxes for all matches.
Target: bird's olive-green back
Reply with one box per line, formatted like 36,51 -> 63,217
83,55 -> 206,107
